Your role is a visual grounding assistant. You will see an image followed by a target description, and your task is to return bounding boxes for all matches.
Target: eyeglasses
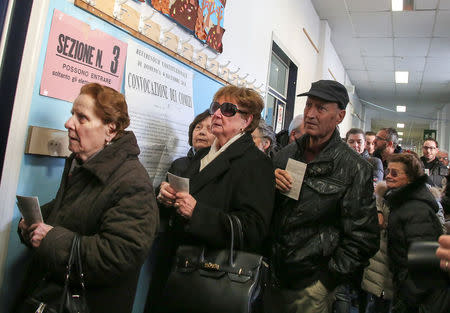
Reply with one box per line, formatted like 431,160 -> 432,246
385,168 -> 405,178
423,146 -> 436,150
209,101 -> 247,117
376,136 -> 388,141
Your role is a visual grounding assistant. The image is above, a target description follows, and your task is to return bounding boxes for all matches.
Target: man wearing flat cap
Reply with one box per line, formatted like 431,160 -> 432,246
269,80 -> 379,312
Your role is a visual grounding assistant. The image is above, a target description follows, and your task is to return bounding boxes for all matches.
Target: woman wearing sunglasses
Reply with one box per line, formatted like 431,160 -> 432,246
382,153 -> 448,313
155,85 -> 275,312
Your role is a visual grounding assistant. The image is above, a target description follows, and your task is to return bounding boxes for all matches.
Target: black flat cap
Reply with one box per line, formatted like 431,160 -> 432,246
297,80 -> 349,109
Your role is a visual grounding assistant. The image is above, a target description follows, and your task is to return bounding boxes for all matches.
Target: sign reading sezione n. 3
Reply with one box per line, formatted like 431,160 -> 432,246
40,9 -> 127,102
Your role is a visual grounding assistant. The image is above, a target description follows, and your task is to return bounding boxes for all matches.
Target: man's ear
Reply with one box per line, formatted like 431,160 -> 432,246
336,109 -> 346,124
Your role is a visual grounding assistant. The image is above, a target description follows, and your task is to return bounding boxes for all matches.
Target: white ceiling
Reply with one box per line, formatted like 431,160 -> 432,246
311,0 -> 450,146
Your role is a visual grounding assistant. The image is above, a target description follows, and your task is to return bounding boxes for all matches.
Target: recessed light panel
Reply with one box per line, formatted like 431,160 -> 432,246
395,71 -> 409,84
396,105 -> 406,112
392,0 -> 403,11
398,132 -> 404,136
397,123 -> 405,128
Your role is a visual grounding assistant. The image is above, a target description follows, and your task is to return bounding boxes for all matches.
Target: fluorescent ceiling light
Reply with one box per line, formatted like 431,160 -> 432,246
395,71 -> 409,84
396,105 -> 406,112
398,131 -> 404,136
397,123 -> 405,128
392,0 -> 403,11
399,138 -> 403,141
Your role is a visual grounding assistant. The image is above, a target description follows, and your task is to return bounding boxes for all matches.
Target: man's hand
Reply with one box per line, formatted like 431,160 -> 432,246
275,168 -> 293,192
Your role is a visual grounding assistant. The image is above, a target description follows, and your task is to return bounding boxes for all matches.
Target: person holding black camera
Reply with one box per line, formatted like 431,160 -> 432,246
384,153 -> 449,313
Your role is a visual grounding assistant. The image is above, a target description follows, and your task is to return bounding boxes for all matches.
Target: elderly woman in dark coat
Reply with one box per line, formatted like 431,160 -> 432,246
384,153 -> 449,313
16,83 -> 158,313
156,85 -> 275,311
166,110 -> 215,176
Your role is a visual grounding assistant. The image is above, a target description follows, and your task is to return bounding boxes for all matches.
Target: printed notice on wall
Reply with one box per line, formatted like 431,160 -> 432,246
125,41 -> 194,187
40,9 -> 127,102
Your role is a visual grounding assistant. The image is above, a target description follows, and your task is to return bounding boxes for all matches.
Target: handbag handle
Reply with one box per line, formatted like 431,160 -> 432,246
75,236 -> 87,292
230,215 -> 244,250
59,235 -> 79,313
226,214 -> 245,267
58,235 -> 88,313
226,214 -> 236,267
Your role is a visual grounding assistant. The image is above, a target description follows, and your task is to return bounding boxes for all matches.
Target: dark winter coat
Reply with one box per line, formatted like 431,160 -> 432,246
420,156 -> 448,187
362,150 -> 384,183
176,132 -> 275,252
167,147 -> 196,177
271,129 -> 379,291
386,175 -> 449,312
150,133 -> 274,313
17,131 -> 158,313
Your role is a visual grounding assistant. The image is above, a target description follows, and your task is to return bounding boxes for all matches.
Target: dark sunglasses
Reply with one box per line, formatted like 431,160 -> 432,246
209,101 -> 247,117
385,168 -> 404,178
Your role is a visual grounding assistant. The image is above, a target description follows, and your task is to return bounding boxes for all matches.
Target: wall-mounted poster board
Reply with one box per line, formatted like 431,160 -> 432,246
125,41 -> 194,186
74,0 -> 229,85
1,1 -> 223,312
40,9 -> 127,102
149,0 -> 226,53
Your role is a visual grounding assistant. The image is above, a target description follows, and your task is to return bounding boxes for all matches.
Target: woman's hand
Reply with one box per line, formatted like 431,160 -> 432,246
436,235 -> 450,273
18,219 -> 31,241
275,168 -> 293,192
157,182 -> 177,207
174,192 -> 197,219
28,222 -> 53,248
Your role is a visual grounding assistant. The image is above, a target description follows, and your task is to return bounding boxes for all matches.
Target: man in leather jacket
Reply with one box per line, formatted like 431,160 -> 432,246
270,80 -> 379,313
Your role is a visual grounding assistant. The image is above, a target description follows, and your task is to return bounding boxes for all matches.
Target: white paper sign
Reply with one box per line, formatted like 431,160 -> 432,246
125,41 -> 194,187
281,158 -> 307,200
16,195 -> 43,225
167,172 -> 190,193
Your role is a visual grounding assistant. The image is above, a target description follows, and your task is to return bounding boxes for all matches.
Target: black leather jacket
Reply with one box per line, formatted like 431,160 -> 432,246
271,129 -> 379,290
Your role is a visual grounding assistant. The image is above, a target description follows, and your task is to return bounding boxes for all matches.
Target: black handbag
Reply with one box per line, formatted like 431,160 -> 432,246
159,214 -> 269,313
18,235 -> 89,313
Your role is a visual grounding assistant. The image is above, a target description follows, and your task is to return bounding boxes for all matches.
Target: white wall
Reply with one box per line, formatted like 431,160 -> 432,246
220,0 -> 361,136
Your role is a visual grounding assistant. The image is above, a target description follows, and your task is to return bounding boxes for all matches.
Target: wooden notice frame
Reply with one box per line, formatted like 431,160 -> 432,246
74,0 -> 229,86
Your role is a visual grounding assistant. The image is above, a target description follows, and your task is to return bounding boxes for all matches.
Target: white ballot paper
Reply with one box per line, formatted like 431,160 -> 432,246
16,195 -> 43,225
167,172 -> 190,193
281,158 -> 307,201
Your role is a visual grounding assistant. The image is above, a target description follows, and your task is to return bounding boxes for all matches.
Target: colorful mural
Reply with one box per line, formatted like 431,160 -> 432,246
146,0 -> 226,53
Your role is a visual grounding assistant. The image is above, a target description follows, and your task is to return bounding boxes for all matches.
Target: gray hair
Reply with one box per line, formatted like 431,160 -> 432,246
256,120 -> 276,154
288,114 -> 304,134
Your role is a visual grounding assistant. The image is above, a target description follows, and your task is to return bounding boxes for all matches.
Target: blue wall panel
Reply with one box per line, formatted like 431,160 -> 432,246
0,0 -> 222,312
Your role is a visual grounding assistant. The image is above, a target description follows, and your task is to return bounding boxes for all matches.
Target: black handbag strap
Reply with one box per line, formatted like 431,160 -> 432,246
226,214 -> 245,267
76,236 -> 87,291
59,235 -> 79,313
230,215 -> 244,250
58,235 -> 88,313
226,215 -> 235,267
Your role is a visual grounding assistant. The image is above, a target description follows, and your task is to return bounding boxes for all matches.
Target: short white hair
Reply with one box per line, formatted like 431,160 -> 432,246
288,114 -> 304,134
